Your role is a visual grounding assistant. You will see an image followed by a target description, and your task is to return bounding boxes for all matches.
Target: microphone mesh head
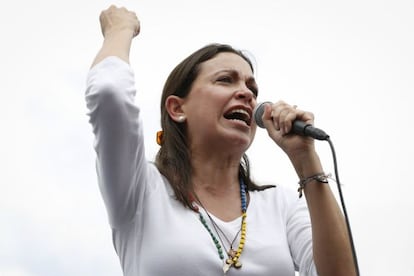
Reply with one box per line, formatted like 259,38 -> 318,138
253,102 -> 270,128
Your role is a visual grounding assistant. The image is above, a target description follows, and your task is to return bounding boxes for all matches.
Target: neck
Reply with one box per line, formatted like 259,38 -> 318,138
191,151 -> 242,195
189,151 -> 245,223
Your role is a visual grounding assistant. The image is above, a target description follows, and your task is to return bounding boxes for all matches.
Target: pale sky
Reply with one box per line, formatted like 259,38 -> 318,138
1,0 -> 413,275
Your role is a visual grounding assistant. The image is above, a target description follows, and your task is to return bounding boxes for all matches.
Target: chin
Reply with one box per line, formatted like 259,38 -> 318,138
228,134 -> 253,151
219,124 -> 255,149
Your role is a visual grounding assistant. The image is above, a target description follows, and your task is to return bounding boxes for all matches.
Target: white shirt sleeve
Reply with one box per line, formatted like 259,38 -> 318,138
85,56 -> 150,228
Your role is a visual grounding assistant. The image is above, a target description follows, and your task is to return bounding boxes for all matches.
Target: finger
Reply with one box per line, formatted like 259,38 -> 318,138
107,4 -> 118,11
268,100 -> 286,130
271,101 -> 292,134
296,109 -> 315,125
133,14 -> 141,36
305,110 -> 314,123
279,109 -> 298,135
262,104 -> 283,139
262,102 -> 280,131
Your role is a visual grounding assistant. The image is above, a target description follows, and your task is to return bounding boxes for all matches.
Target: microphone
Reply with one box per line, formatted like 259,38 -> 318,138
253,102 -> 330,140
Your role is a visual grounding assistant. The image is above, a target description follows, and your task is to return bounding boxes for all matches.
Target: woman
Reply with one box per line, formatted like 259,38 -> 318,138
86,5 -> 356,276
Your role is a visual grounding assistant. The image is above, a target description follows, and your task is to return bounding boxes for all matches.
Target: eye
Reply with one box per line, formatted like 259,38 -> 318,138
247,83 -> 258,97
250,87 -> 258,98
217,75 -> 233,83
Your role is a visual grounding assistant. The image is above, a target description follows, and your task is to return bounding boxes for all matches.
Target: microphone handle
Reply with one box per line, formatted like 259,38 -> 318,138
253,102 -> 329,140
292,120 -> 329,141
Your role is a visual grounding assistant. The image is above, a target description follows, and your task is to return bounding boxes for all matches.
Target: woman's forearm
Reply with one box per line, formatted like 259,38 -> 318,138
293,152 -> 356,275
305,182 -> 356,275
91,29 -> 135,68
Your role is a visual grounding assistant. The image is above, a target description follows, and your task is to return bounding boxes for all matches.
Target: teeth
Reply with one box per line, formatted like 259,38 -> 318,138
230,109 -> 250,119
225,108 -> 251,126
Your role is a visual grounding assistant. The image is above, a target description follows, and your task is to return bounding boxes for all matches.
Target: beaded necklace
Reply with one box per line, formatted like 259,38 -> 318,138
209,214 -> 241,257
190,177 -> 247,274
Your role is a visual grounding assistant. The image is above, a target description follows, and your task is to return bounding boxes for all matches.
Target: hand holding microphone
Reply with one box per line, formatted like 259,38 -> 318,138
253,101 -> 329,141
253,102 -> 360,275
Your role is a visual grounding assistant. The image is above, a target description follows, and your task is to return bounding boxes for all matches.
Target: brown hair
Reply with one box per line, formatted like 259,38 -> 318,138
155,43 -> 274,208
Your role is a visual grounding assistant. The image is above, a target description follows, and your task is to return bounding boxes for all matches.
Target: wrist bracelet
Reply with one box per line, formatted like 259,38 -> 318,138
298,173 -> 330,198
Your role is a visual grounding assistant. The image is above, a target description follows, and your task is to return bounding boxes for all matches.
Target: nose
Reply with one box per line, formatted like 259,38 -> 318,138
235,89 -> 255,104
235,86 -> 255,102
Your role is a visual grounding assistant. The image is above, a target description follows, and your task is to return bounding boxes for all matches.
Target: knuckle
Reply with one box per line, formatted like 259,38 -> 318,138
307,111 -> 315,119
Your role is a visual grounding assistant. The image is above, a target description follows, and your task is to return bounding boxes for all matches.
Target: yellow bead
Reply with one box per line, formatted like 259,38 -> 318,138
234,261 -> 242,268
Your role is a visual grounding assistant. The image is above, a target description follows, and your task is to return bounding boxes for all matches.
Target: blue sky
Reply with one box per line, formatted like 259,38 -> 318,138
1,0 -> 413,275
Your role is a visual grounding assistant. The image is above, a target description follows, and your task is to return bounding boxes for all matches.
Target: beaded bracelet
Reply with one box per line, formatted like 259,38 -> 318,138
298,173 -> 330,198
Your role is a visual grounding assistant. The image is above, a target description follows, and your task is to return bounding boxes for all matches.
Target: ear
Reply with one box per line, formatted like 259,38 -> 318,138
165,95 -> 186,123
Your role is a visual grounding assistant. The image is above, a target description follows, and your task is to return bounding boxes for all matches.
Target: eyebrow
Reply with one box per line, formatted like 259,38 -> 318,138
212,69 -> 258,95
213,69 -> 257,83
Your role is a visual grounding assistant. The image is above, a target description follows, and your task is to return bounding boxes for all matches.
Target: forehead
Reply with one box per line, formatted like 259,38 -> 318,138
198,52 -> 254,77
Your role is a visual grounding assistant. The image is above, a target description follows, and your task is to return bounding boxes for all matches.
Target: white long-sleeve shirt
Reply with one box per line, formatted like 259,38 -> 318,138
85,56 -> 317,276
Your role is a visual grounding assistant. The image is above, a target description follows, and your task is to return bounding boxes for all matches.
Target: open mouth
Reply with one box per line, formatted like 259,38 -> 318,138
224,108 -> 251,126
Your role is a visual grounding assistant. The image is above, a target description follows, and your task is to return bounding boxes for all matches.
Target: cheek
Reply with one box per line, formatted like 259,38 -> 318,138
185,87 -> 231,123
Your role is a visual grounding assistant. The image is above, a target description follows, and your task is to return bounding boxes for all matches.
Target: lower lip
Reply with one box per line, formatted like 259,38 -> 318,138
227,119 -> 251,128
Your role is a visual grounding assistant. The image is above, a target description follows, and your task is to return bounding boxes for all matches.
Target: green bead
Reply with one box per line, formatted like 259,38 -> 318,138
195,179 -> 249,264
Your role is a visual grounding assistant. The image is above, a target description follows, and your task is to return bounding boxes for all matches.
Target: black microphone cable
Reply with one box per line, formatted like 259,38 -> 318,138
326,137 -> 360,276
